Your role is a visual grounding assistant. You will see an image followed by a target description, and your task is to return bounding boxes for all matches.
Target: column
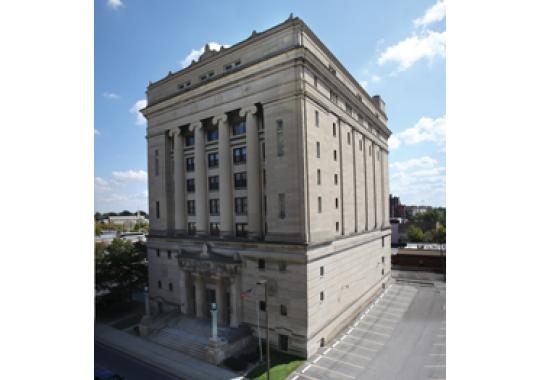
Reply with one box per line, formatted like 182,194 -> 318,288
229,276 -> 240,328
240,105 -> 261,238
193,273 -> 206,318
170,127 -> 186,233
190,121 -> 208,235
215,276 -> 227,325
213,114 -> 233,237
179,269 -> 192,315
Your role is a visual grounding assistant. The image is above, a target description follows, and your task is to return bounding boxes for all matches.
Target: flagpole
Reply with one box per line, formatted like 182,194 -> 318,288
257,298 -> 263,363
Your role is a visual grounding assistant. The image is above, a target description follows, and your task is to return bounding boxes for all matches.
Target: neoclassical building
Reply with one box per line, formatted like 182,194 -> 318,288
142,15 -> 392,359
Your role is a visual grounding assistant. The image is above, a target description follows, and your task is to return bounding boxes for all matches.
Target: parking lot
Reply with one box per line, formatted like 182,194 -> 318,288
291,281 -> 446,380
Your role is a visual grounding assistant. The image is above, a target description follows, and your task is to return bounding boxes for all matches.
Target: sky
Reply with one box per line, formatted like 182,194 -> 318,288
95,0 -> 446,212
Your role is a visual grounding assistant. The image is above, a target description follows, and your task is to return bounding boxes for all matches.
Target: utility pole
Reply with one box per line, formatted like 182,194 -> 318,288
257,280 -> 270,379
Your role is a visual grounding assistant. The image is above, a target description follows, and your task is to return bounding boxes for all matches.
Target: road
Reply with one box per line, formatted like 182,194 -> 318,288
95,342 -> 182,380
292,281 -> 446,380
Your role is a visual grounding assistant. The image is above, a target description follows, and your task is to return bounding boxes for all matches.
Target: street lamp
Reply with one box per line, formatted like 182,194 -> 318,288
257,279 -> 270,380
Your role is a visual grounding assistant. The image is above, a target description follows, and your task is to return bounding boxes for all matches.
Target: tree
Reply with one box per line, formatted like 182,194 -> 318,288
133,221 -> 149,233
119,210 -> 133,216
433,225 -> 446,244
94,212 -> 103,221
407,225 -> 424,242
95,222 -> 102,236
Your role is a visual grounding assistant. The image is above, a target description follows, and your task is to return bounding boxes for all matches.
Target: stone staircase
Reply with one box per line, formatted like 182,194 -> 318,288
149,327 -> 208,360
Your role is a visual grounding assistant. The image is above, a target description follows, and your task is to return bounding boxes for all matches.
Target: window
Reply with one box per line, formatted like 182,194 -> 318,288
158,280 -> 162,289
156,201 -> 160,219
185,133 -> 194,147
278,193 -> 286,219
382,269 -> 385,276
335,198 -> 339,209
224,63 -> 233,71
208,152 -> 219,168
187,200 -> 196,215
315,110 -> 319,127
234,172 -> 247,189
279,261 -> 287,272
258,259 -> 266,270
329,65 -> 337,75
317,169 -> 321,185
262,143 -> 265,160
169,282 -> 173,291
382,237 -> 385,247
276,120 -> 284,157
318,197 -> 322,213
334,174 -> 338,185
382,256 -> 385,263
200,71 -> 215,81
235,197 -> 247,215
207,127 -> 219,142
236,223 -> 248,237
186,157 -> 195,171
187,179 -> 195,192
188,223 -> 196,235
232,119 -> 246,136
233,147 -> 247,164
333,123 -> 336,137
333,150 -> 337,161
320,338 -> 325,347
316,142 -> 320,158
336,222 -> 340,232
279,335 -> 289,351
347,132 -> 351,145
209,199 -> 220,215
208,176 -> 219,191
280,304 -> 288,316
320,266 -> 324,277
167,250 -> 172,259
156,249 -> 160,258
154,150 -> 159,176
330,90 -> 338,104
259,301 -> 266,312
178,80 -> 191,90
210,223 -> 220,236
320,291 -> 324,301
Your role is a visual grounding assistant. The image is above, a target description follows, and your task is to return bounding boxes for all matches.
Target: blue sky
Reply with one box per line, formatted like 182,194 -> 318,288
95,0 -> 446,212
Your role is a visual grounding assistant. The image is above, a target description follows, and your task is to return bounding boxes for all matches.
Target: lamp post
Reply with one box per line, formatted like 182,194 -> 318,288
257,279 -> 270,380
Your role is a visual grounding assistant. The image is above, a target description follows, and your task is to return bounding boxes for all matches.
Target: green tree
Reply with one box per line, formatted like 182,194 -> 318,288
407,225 -> 424,242
433,225 -> 446,244
95,222 -> 102,236
132,221 -> 149,233
119,210 -> 133,216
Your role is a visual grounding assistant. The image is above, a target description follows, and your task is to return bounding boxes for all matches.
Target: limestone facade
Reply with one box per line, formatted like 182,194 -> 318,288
143,16 -> 392,358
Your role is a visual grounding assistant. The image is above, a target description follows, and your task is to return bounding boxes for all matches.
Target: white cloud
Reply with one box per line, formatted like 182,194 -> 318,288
112,170 -> 148,182
94,129 -> 101,136
107,0 -> 123,10
378,31 -> 445,72
360,80 -> 368,88
390,156 -> 437,171
130,99 -> 147,126
94,177 -> 111,192
414,0 -> 446,28
180,42 -> 230,68
390,115 -> 446,149
103,91 -> 120,99
371,75 -> 381,82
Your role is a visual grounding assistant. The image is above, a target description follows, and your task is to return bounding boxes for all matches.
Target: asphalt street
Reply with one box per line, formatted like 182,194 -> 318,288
292,280 -> 446,380
95,342 -> 182,380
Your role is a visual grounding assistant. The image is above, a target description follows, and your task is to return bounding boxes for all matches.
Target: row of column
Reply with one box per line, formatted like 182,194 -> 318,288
169,105 -> 261,238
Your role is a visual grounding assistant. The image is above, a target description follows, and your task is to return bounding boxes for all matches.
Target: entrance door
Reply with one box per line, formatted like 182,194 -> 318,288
206,289 -> 216,319
279,334 -> 289,351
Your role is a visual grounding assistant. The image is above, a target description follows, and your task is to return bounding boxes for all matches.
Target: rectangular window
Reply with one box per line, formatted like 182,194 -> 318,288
335,198 -> 339,209
316,142 -> 320,158
320,291 -> 324,301
209,199 -> 220,215
154,150 -> 159,176
210,223 -> 220,236
169,282 -> 173,291
333,150 -> 337,161
315,110 -> 319,127
258,259 -> 266,270
276,120 -> 284,157
187,200 -> 196,216
188,222 -> 196,235
318,197 -> 322,213
382,237 -> 385,247
334,174 -> 338,185
280,305 -> 288,316
317,169 -> 321,185
320,266 -> 324,277
185,133 -> 194,147
186,179 -> 195,192
208,152 -> 219,168
208,176 -> 219,191
235,197 -> 247,215
336,221 -> 340,232
186,157 -> 195,171
279,261 -> 287,272
259,301 -> 266,312
207,127 -> 219,142
333,123 -> 336,137
167,250 -> 172,259
382,256 -> 385,263
234,172 -> 247,189
156,201 -> 160,219
232,120 -> 246,136
330,90 -> 338,104
278,193 -> 286,219
158,280 -> 162,289
347,132 -> 351,145
236,223 -> 248,237
156,249 -> 160,258
233,147 -> 247,164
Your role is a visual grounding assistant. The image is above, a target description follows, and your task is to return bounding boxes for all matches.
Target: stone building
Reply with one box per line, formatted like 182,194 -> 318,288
142,15 -> 392,359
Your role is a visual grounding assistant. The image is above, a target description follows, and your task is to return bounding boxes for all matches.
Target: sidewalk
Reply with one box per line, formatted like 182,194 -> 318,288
95,323 -> 243,380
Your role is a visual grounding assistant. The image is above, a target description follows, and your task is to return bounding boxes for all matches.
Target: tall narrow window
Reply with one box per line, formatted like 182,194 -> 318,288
335,198 -> 339,209
320,266 -> 324,276
333,150 -> 337,161
316,142 -> 320,158
154,150 -> 159,176
156,201 -> 160,219
276,120 -> 284,157
278,193 -> 286,219
315,110 -> 319,127
333,123 -> 336,137
317,169 -> 321,185
336,221 -> 340,232
334,174 -> 338,185
347,132 -> 351,145
320,291 -> 325,301
318,197 -> 322,213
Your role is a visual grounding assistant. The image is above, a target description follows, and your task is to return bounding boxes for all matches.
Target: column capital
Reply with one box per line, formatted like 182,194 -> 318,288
168,126 -> 181,137
189,121 -> 203,132
212,113 -> 228,125
239,105 -> 257,117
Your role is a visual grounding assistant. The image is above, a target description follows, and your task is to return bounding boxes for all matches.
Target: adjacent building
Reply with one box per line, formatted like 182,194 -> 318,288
142,15 -> 392,359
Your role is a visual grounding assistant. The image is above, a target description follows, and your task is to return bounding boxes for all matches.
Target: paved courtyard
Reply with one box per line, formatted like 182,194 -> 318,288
291,281 -> 446,380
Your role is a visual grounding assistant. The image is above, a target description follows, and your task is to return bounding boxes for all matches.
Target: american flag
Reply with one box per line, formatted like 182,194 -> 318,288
240,288 -> 254,299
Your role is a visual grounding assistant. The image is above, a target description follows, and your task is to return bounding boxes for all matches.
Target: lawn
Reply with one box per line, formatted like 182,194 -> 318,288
247,351 -> 304,380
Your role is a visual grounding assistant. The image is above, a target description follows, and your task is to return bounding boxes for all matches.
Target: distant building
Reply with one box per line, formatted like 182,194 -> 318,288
406,205 -> 432,217
104,214 -> 149,230
389,194 -> 406,218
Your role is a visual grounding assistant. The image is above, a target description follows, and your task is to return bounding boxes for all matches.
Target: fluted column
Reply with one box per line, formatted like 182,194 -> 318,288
213,114 -> 233,237
229,276 -> 240,328
190,121 -> 208,235
179,269 -> 192,315
170,127 -> 186,233
240,105 -> 261,238
215,276 -> 227,325
193,273 -> 206,318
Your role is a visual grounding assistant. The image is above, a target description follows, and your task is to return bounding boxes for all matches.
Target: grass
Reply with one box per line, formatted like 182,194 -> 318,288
247,351 -> 304,380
